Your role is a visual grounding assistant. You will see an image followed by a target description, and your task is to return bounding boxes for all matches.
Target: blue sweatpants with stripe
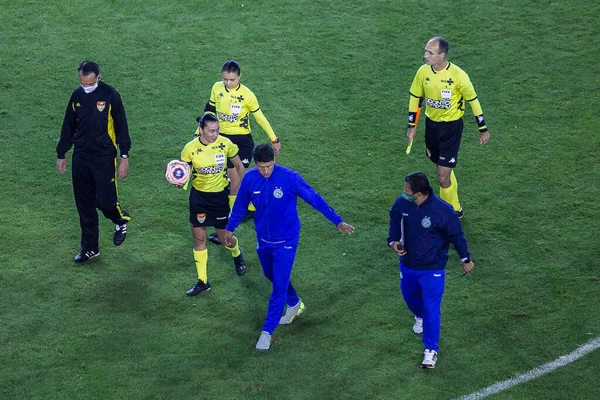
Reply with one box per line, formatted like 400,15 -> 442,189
257,239 -> 301,335
400,264 -> 445,352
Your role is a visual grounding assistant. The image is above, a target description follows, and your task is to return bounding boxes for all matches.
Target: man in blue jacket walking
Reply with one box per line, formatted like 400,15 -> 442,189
225,144 -> 355,351
388,172 -> 474,368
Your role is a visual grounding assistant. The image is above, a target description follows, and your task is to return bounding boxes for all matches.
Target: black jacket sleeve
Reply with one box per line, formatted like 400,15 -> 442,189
111,90 -> 131,156
56,94 -> 77,158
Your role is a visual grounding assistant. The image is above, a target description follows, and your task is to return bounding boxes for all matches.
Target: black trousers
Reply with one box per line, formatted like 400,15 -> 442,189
72,152 -> 130,251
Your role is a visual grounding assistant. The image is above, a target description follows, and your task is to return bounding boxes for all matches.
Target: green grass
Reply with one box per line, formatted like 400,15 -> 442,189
1,0 -> 599,399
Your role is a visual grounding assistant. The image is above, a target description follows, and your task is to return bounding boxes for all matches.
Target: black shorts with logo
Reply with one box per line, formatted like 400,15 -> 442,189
189,187 -> 230,229
424,117 -> 463,168
220,133 -> 254,169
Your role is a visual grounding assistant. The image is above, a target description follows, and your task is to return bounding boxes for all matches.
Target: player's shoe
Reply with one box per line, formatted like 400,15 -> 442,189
456,208 -> 464,219
413,316 -> 423,334
208,233 -> 221,245
421,349 -> 438,369
256,331 -> 272,351
241,210 -> 255,223
73,249 -> 100,264
234,251 -> 246,276
186,279 -> 211,296
279,300 -> 306,325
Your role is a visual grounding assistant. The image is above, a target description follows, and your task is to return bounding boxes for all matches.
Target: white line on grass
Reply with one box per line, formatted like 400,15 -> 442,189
457,336 -> 600,400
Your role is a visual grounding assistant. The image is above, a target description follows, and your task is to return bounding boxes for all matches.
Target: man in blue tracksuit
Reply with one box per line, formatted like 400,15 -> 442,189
388,172 -> 474,368
225,144 -> 355,351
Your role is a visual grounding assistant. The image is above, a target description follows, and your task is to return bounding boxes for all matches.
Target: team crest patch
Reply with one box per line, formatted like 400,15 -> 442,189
97,101 -> 106,112
421,217 -> 432,228
426,148 -> 431,158
273,188 -> 283,198
197,213 -> 206,223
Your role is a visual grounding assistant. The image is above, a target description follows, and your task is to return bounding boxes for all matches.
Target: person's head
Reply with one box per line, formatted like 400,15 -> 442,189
221,60 -> 241,90
424,36 -> 449,67
196,113 -> 220,143
77,60 -> 101,93
253,143 -> 275,178
403,172 -> 433,205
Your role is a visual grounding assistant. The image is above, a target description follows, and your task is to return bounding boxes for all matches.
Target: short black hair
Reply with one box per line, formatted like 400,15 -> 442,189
430,36 -> 449,55
405,172 -> 433,195
222,60 -> 241,75
196,113 -> 219,128
77,60 -> 100,76
253,143 -> 275,163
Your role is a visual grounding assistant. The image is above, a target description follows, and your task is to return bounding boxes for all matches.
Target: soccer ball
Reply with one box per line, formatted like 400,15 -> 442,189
165,160 -> 191,186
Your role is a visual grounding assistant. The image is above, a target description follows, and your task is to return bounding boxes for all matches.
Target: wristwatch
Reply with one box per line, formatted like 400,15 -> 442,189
121,154 -> 129,159
272,137 -> 280,144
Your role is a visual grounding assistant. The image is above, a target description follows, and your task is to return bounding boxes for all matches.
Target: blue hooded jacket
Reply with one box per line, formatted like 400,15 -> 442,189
388,192 -> 470,270
227,164 -> 342,242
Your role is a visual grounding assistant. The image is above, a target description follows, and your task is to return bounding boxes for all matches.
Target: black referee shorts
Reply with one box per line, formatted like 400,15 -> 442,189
189,187 -> 230,229
220,133 -> 254,169
424,117 -> 464,168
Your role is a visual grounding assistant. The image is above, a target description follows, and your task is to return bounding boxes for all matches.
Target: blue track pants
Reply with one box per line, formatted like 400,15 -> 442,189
257,239 -> 301,335
400,264 -> 445,352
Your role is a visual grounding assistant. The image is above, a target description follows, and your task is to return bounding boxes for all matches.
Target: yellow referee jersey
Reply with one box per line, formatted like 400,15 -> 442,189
409,62 -> 483,122
206,81 -> 276,141
181,136 -> 239,193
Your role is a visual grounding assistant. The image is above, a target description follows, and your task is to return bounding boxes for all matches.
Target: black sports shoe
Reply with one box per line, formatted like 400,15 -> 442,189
208,232 -> 221,245
113,222 -> 128,246
456,208 -> 464,219
241,210 -> 255,223
186,280 -> 211,296
234,252 -> 247,276
73,249 -> 100,264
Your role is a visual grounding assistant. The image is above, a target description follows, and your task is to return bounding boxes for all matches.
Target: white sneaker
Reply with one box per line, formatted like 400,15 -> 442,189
279,300 -> 306,325
421,349 -> 438,369
256,331 -> 272,351
412,317 -> 423,334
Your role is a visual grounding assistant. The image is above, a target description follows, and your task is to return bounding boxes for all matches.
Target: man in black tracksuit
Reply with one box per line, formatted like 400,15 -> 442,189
56,60 -> 132,263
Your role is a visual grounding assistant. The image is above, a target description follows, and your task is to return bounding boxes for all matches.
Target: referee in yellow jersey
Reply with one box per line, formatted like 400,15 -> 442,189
198,60 -> 280,243
406,36 -> 491,218
182,113 -> 247,296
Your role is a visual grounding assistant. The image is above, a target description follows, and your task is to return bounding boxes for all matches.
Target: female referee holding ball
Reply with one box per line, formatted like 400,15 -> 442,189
180,113 -> 247,296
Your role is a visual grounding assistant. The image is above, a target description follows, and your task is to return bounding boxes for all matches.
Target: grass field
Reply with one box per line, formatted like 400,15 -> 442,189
1,0 -> 599,399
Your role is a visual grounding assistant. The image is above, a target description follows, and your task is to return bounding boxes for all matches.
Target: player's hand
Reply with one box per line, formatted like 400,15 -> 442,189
391,241 -> 406,256
118,158 -> 129,179
56,158 -> 67,174
406,127 -> 416,140
462,260 -> 475,274
223,230 -> 234,247
337,221 -> 355,235
479,131 -> 490,146
272,141 -> 281,154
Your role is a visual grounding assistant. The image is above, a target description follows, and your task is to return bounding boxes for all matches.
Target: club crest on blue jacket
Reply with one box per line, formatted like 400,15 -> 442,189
421,217 -> 431,228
